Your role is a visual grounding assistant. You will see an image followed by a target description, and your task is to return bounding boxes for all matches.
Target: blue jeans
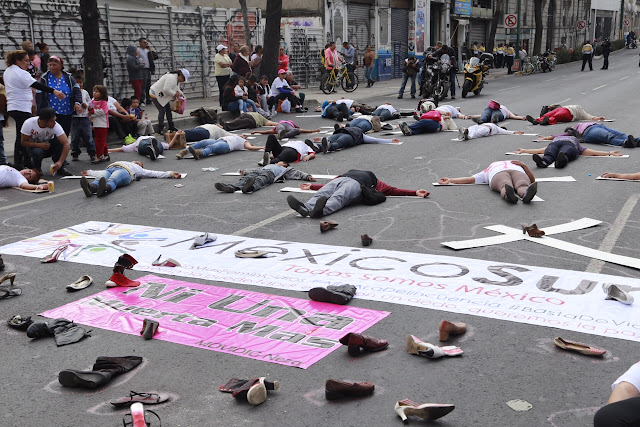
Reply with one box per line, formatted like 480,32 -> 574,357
226,100 -> 240,113
372,108 -> 392,121
191,139 -> 230,157
542,140 -> 579,164
399,74 -> 417,97
327,133 -> 358,151
582,124 -> 635,146
70,117 -> 95,156
92,167 -> 132,193
450,68 -> 457,96
480,107 -> 504,123
408,119 -> 441,135
350,119 -> 373,133
184,128 -> 210,142
138,138 -> 164,155
0,120 -> 5,165
238,98 -> 258,113
364,65 -> 374,82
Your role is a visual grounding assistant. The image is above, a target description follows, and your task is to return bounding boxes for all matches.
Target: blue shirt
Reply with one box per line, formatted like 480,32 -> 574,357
263,164 -> 287,176
47,73 -> 72,115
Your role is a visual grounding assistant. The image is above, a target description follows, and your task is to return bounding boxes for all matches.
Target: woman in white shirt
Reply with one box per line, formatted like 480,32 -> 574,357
0,165 -> 47,190
149,68 -> 189,133
438,160 -> 537,204
214,45 -> 232,107
4,50 -> 64,169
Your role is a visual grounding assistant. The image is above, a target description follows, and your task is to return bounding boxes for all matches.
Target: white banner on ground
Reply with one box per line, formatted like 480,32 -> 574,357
1,222 -> 639,342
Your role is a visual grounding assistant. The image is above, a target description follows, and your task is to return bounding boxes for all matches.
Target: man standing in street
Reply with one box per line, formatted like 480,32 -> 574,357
398,55 -> 420,99
601,38 -> 611,70
581,40 -> 594,71
364,45 -> 375,87
137,37 -> 156,106
340,41 -> 355,65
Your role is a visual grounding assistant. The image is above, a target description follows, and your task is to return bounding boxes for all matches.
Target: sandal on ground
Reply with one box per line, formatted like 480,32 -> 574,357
111,391 -> 170,407
151,255 -> 181,267
522,223 -> 545,237
405,335 -> 463,358
66,275 -> 93,292
40,244 -> 69,263
0,287 -> 22,299
122,402 -> 162,427
320,221 -> 338,233
7,314 -> 33,330
235,249 -> 269,258
553,337 -> 606,357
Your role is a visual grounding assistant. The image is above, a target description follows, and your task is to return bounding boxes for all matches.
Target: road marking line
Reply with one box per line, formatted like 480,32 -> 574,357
543,77 -> 558,82
619,76 -> 630,80
592,84 -> 607,91
498,85 -> 520,92
585,194 -> 639,273
556,98 -> 572,104
0,188 -> 83,212
233,210 -> 295,236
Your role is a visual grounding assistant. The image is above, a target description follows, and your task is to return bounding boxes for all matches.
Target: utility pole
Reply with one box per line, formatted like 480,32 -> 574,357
516,0 -> 521,53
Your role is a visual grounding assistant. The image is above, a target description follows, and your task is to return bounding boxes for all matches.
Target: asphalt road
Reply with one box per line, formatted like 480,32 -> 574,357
1,49 -> 639,427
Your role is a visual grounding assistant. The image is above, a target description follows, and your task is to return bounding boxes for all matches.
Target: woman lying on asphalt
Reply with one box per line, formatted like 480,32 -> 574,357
80,161 -> 181,197
514,135 -> 622,168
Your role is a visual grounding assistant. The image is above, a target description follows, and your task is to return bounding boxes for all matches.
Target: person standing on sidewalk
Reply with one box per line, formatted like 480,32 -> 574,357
505,44 -> 515,74
581,41 -> 594,71
215,45 -> 232,107
601,38 -> 611,70
136,38 -> 156,106
398,56 -> 420,99
364,45 -> 375,87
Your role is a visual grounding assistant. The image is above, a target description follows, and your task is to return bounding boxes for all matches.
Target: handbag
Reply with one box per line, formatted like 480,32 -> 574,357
170,96 -> 186,114
165,131 -> 186,148
360,185 -> 386,205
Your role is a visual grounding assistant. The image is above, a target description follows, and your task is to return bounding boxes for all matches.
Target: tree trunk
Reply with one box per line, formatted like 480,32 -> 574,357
238,0 -> 252,48
80,0 -> 103,90
487,0 -> 504,53
533,0 -> 544,54
545,0 -> 556,51
261,0 -> 282,81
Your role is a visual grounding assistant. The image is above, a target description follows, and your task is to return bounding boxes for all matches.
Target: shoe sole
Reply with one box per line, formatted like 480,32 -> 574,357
504,184 -> 519,203
308,287 -> 349,304
403,405 -> 456,421
58,370 -> 101,388
188,146 -> 199,160
97,177 -> 107,197
532,154 -> 547,168
214,183 -> 236,193
241,177 -> 255,194
521,182 -> 538,204
287,196 -> 309,217
309,196 -> 327,218
151,139 -> 160,160
80,176 -> 92,197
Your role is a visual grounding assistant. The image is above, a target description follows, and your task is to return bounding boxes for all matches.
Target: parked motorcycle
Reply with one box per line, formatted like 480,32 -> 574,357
420,54 -> 452,99
419,53 -> 438,97
628,38 -> 638,49
461,56 -> 490,98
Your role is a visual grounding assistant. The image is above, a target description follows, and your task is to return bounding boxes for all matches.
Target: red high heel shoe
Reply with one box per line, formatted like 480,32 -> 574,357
40,245 -> 69,263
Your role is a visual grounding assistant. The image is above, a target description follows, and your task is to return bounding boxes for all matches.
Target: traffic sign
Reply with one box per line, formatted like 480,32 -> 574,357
624,19 -> 630,26
505,14 -> 517,28
577,20 -> 586,30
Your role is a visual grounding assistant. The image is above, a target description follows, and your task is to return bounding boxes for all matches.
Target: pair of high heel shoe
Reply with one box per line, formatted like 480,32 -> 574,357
0,273 -> 21,299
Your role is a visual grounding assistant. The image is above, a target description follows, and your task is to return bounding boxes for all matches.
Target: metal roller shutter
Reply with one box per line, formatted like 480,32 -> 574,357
347,2 -> 371,77
391,8 -> 408,78
469,20 -> 488,45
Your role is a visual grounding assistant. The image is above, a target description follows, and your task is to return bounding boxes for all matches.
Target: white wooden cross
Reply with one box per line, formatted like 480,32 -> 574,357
441,218 -> 640,270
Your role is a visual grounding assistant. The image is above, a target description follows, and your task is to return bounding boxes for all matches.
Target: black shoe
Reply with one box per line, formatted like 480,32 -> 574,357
80,176 -> 93,197
97,177 -> 107,197
411,94 -> 416,98
397,94 -> 403,99
472,117 -> 483,125
214,182 -> 237,193
56,168 -> 73,177
287,195 -> 309,217
26,321 -> 53,338
336,112 -> 343,122
491,115 -> 500,124
521,182 -> 538,204
150,138 -> 160,160
334,123 -> 341,131
7,314 -> 33,330
399,122 -> 411,136
540,116 -> 550,126
413,113 -> 420,121
241,176 -> 255,194
308,285 -> 357,305
540,106 -> 550,116
526,115 -> 538,125
321,137 -> 329,154
504,184 -> 519,204
555,152 -> 568,168
309,196 -> 327,218
71,154 -> 79,161
304,139 -> 320,153
624,135 -> 636,148
532,154 -> 548,168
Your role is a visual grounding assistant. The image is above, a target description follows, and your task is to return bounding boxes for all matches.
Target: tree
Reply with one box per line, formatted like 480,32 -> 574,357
80,0 -> 104,90
533,0 -> 544,54
238,0 -> 252,48
261,0 -> 282,81
487,0 -> 505,53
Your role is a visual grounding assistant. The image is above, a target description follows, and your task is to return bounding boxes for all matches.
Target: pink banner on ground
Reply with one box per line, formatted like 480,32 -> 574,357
41,275 -> 390,369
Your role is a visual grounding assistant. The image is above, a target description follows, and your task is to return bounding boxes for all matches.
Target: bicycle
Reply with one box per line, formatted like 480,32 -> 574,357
321,64 -> 359,94
521,56 -> 535,75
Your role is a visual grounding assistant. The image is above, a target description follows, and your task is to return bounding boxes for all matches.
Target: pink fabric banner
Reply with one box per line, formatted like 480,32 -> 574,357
41,275 -> 390,369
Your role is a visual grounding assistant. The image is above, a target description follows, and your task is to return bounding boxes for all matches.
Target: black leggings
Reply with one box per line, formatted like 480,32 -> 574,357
216,75 -> 230,106
152,98 -> 174,131
265,135 -> 299,163
8,110 -> 33,169
594,397 -> 640,426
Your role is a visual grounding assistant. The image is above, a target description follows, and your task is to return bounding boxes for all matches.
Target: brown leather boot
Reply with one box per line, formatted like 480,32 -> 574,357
325,379 -> 374,400
339,332 -> 389,356
522,223 -> 545,237
439,320 -> 467,341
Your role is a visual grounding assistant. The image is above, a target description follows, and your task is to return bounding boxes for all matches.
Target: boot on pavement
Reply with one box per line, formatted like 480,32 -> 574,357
106,254 -> 140,288
308,284 -> 356,305
58,356 -> 143,388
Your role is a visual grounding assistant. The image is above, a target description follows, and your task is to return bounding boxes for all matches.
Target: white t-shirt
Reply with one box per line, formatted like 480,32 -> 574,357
472,161 -> 525,185
137,47 -> 150,69
270,77 -> 291,97
20,117 -> 65,142
221,135 -> 246,151
3,64 -> 36,113
198,124 -> 232,139
336,99 -> 354,108
612,361 -> 640,392
436,105 -> 461,118
107,96 -> 119,112
75,89 -> 92,118
284,140 -> 314,157
121,136 -> 170,153
0,165 -> 27,188
499,105 -> 512,118
376,104 -> 397,114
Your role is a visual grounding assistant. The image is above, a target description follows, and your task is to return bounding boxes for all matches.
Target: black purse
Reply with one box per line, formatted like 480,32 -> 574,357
360,185 -> 386,205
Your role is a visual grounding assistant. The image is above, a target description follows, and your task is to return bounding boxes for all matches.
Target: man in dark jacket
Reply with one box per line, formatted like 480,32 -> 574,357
398,56 -> 420,99
35,56 -> 82,136
601,38 -> 612,70
137,37 -> 156,106
126,45 -> 144,99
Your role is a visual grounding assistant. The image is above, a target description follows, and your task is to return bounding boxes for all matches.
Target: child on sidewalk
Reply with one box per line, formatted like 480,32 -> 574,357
234,77 -> 258,113
257,75 -> 271,112
246,75 -> 271,118
90,85 -> 110,164
71,75 -> 96,162
130,96 -> 154,136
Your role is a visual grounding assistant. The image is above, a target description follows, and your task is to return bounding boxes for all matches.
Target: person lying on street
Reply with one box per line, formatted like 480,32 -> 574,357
177,123 -> 234,142
526,104 -> 606,126
468,100 -> 526,124
109,135 -> 182,160
438,160 -> 537,204
514,135 -> 623,168
0,165 -> 48,191
214,161 -> 316,194
535,123 -> 637,148
457,123 -> 525,140
262,135 -> 315,164
400,110 -> 443,136
80,160 -> 181,197
312,126 -> 401,153
286,169 -> 428,218
334,115 -> 382,133
176,134 -> 263,160
250,120 -> 320,140
220,111 -> 279,132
